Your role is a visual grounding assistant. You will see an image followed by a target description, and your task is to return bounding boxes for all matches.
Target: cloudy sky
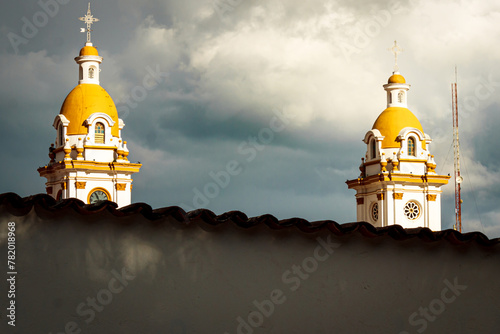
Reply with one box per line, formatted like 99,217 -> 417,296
1,0 -> 499,238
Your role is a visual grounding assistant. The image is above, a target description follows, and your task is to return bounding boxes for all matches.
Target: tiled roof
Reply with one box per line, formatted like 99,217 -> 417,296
1,192 -> 498,247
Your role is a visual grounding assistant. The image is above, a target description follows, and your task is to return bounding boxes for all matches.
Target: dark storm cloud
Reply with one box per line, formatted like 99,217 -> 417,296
470,104 -> 500,172
1,0 -> 500,237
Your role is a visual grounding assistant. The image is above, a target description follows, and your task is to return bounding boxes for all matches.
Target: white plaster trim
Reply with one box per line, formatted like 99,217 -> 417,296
396,127 -> 425,142
85,113 -> 116,127
363,129 -> 384,144
53,114 -> 70,129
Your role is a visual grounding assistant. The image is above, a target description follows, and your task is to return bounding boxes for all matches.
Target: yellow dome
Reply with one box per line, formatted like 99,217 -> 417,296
60,84 -> 119,137
388,74 -> 406,84
79,46 -> 99,56
372,107 -> 425,149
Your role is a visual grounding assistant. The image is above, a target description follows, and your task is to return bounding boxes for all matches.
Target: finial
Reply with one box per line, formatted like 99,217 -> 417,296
388,40 -> 403,72
79,3 -> 99,44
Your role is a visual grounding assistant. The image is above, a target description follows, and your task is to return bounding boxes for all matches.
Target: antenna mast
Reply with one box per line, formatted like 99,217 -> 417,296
451,67 -> 462,232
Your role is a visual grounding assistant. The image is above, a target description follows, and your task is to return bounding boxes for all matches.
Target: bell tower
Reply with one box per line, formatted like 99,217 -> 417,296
38,4 -> 141,207
346,42 -> 449,230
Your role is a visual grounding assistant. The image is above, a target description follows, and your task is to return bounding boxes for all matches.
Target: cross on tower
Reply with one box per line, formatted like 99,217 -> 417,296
388,40 -> 403,72
79,3 -> 99,44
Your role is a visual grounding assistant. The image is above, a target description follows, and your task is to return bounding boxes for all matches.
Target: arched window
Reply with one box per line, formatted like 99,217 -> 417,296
398,91 -> 404,103
408,137 -> 416,156
95,122 -> 105,144
371,139 -> 377,159
89,67 -> 95,79
58,124 -> 64,146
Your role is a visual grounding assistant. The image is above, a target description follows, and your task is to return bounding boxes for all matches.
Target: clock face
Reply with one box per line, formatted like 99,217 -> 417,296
89,190 -> 109,204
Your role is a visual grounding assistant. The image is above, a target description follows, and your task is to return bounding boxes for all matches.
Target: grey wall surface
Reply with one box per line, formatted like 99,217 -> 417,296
0,205 -> 499,334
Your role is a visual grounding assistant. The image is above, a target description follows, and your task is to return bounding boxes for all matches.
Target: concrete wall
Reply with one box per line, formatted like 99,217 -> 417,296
0,205 -> 499,334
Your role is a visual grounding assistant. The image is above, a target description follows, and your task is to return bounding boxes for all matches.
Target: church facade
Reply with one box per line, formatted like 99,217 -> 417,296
346,67 -> 449,230
38,5 -> 141,207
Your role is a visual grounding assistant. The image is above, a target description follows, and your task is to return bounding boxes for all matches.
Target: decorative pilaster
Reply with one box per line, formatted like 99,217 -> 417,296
426,194 -> 437,201
75,182 -> 86,189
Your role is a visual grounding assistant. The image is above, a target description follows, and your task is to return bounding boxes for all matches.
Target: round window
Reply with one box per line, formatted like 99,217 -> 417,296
371,203 -> 379,222
88,188 -> 110,204
404,201 -> 420,220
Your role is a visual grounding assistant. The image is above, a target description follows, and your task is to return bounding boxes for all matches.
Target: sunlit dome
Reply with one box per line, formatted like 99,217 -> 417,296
387,73 -> 406,84
372,106 -> 424,149
60,84 -> 119,137
79,45 -> 99,56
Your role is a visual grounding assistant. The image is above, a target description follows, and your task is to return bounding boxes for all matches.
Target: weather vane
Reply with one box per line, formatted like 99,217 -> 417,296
79,3 -> 99,44
388,40 -> 403,72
